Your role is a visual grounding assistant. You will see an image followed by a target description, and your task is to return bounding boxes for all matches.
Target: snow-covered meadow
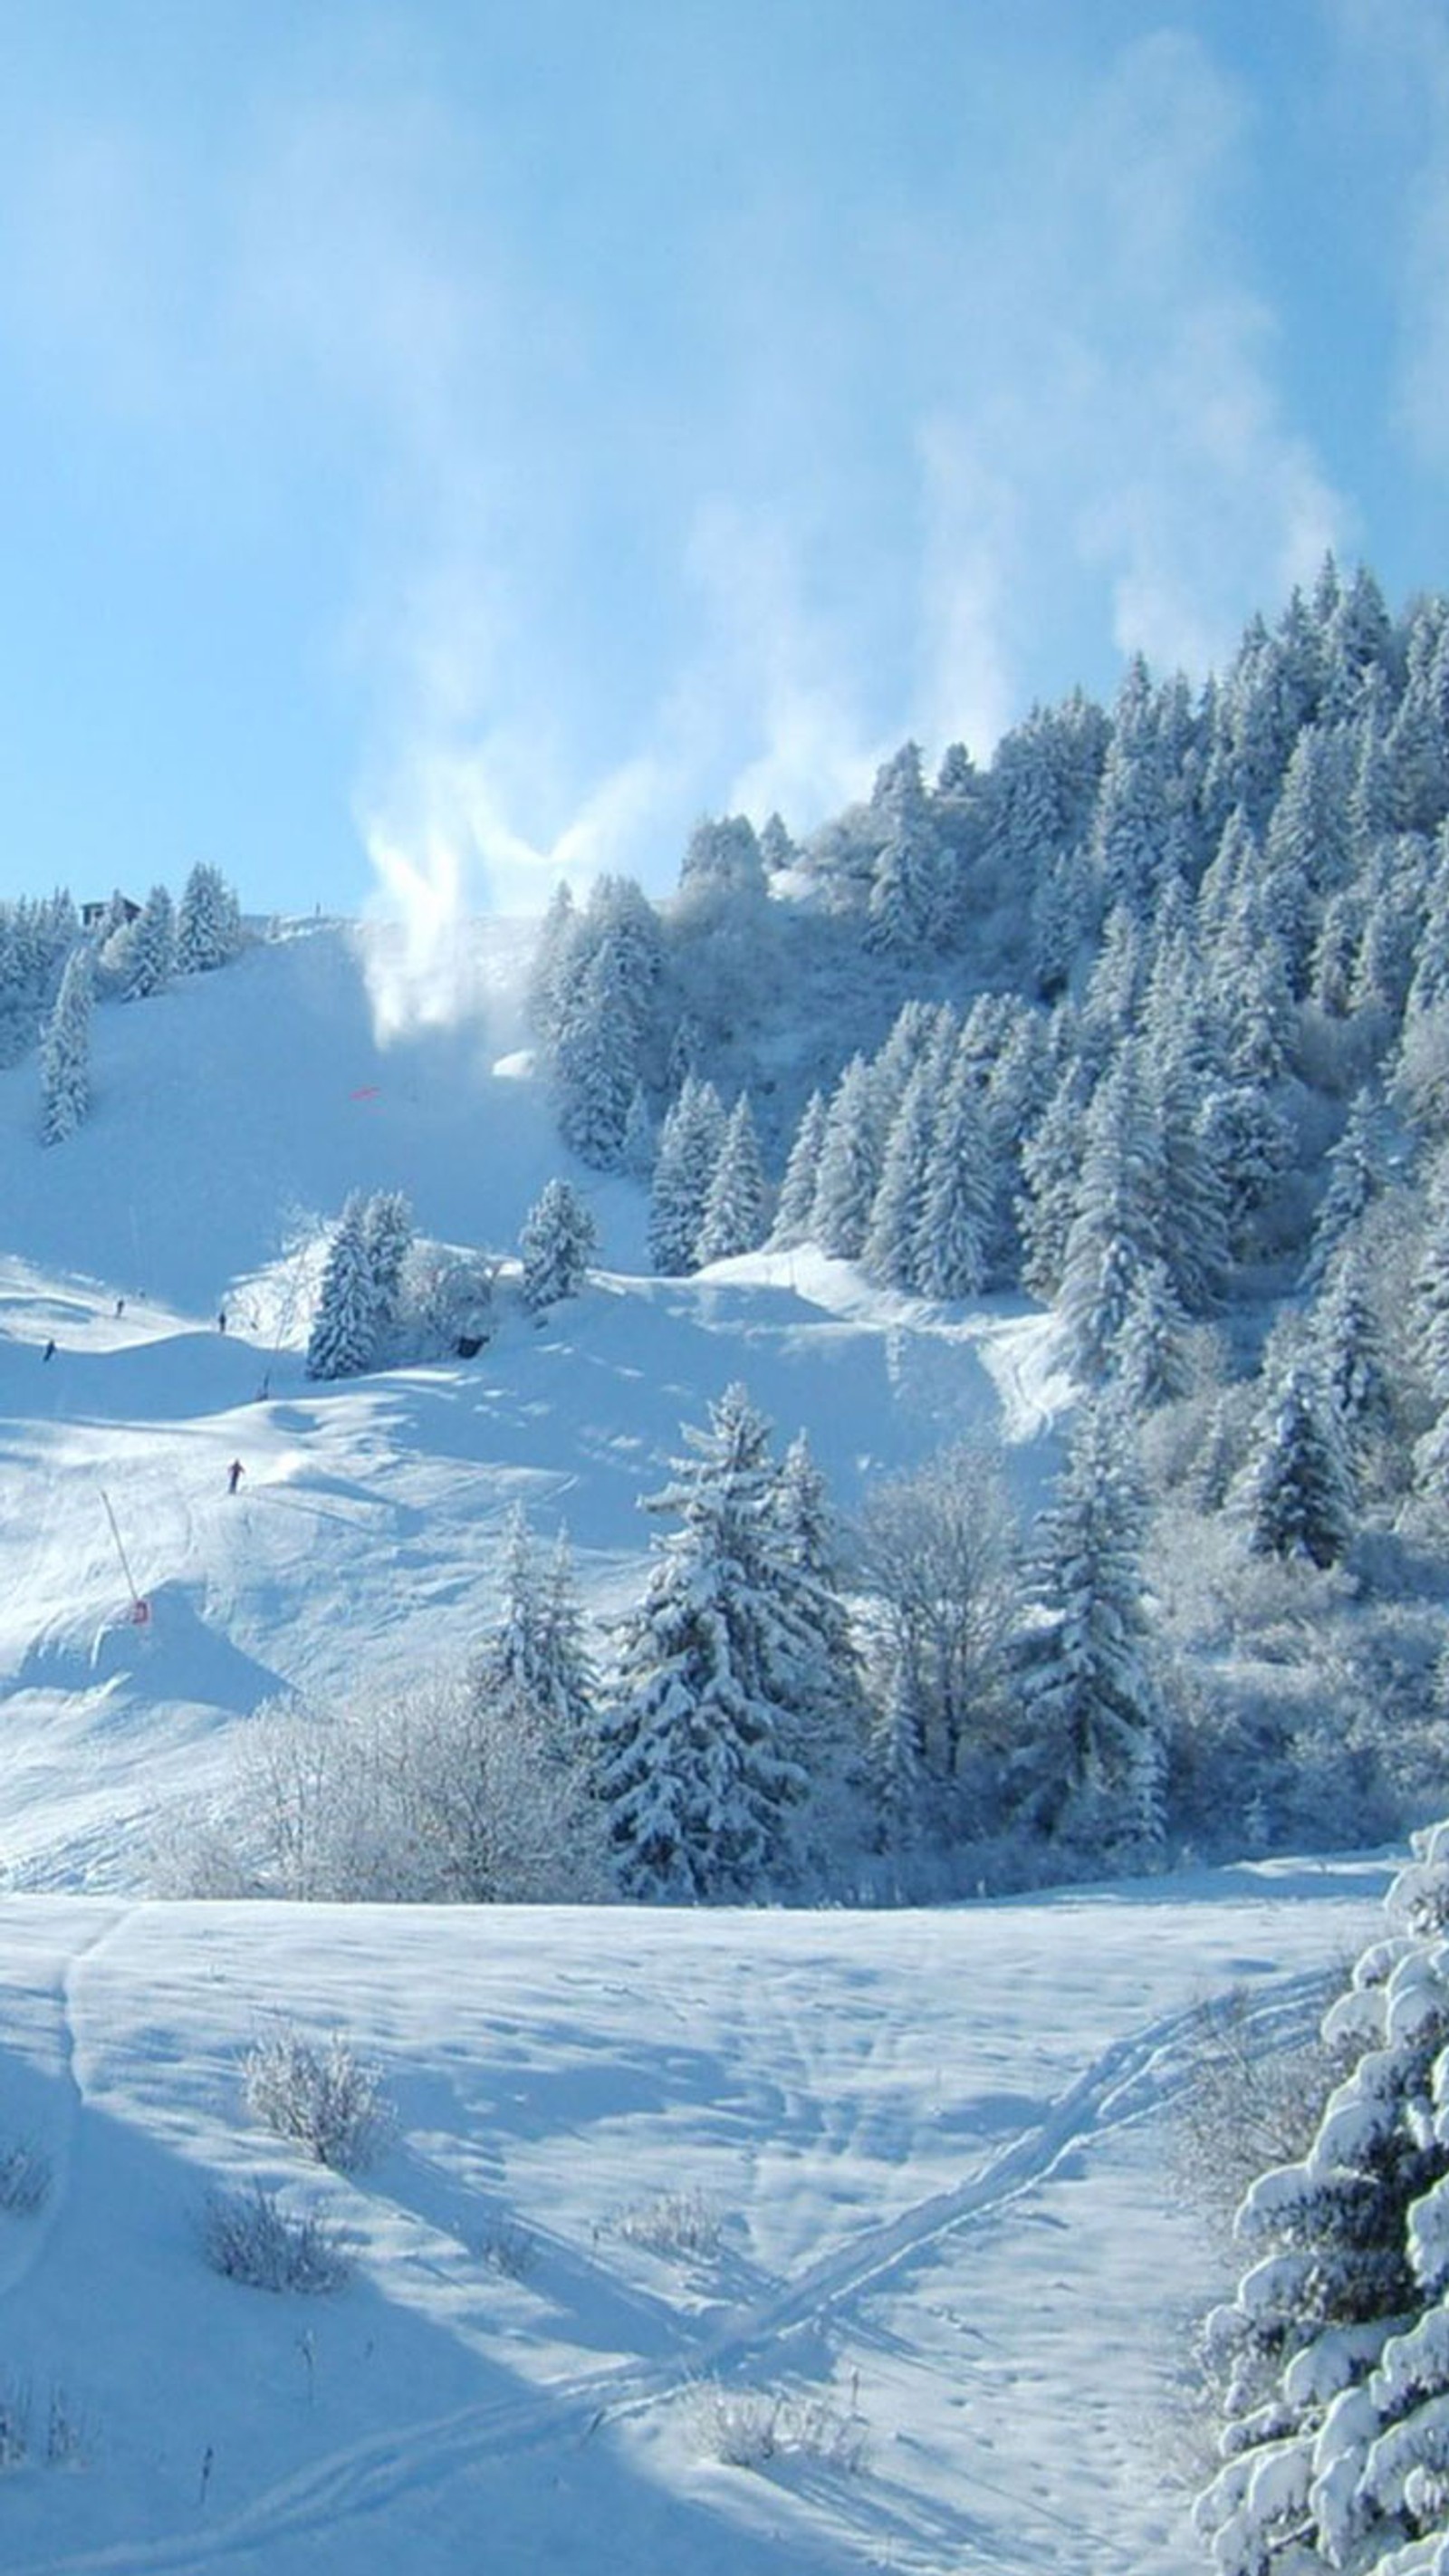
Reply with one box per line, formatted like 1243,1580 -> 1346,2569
0,1870 -> 1388,2574
0,920 -> 1392,2568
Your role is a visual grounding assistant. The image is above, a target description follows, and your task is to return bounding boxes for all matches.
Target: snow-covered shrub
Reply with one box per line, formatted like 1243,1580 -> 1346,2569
614,2187 -> 724,2261
686,2380 -> 868,2474
200,2184 -> 352,2293
0,2373 -> 90,2471
473,2216 -> 538,2280
242,2027 -> 393,2171
187,1669 -> 609,1906
399,1243 -> 498,1357
1173,1982 -> 1340,2244
0,2138 -> 52,2216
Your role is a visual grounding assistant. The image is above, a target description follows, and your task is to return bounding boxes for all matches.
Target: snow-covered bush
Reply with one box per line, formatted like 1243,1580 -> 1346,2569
242,2028 -> 394,2171
185,1668 -> 609,1906
0,2373 -> 91,2470
614,2188 -> 724,2262
686,2380 -> 868,2474
473,2216 -> 538,2280
200,2185 -> 352,2294
398,1242 -> 498,1357
1174,1983 -> 1340,2245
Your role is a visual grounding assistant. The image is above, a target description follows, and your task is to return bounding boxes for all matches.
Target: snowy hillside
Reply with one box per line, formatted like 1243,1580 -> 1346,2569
0,1862 -> 1387,2576
0,918 -> 1069,1889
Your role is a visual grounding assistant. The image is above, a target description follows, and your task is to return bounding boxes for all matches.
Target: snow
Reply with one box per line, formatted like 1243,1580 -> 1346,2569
0,918 -> 1398,2567
0,1870 -> 1390,2574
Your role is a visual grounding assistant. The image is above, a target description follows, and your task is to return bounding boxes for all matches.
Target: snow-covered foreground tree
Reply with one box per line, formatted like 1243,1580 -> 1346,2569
597,1383 -> 847,1899
1197,1821 -> 1449,2576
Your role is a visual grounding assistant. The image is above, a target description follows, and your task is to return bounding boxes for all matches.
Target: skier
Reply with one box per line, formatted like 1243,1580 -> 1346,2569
43,1339 -> 55,1363
114,1297 -> 125,1319
216,1309 -> 227,1333
226,1458 -> 245,1495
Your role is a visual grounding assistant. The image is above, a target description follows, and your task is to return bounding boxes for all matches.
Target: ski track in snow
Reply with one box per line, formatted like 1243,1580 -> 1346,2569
9,1936 -> 1333,2576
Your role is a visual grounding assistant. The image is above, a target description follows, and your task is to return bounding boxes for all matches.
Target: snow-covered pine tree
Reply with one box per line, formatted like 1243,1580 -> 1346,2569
176,862 -> 242,973
770,1089 -> 829,1249
121,884 -> 177,1000
554,944 -> 637,1169
1113,1257 -> 1194,1413
526,882 -> 579,1046
1312,1252 -> 1393,1478
913,1043 -> 993,1299
1019,1057 -> 1094,1299
864,744 -> 947,955
537,1524 -> 596,1762
1011,1398 -> 1165,1865
1245,1360 -> 1354,1569
648,1074 -> 725,1274
519,1177 -> 598,1311
1196,1823 -> 1449,2576
695,1093 -> 768,1264
862,1064 -> 936,1289
39,945 -> 92,1145
771,1427 -> 865,1797
472,1505 -> 595,1762
811,1055 -> 883,1261
620,1081 -> 656,1181
362,1188 -> 413,1334
305,1195 -> 379,1380
1057,1047 -> 1162,1379
596,1384 -> 811,1900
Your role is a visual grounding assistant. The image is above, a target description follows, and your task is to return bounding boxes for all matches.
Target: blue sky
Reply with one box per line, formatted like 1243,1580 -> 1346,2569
0,0 -> 1444,921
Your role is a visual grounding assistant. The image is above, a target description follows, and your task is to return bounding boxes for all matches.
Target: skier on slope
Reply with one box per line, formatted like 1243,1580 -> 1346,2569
226,1459 -> 244,1495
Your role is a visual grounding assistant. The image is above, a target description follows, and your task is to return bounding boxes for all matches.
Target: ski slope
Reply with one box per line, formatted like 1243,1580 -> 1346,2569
0,1863 -> 1387,2575
0,919 -> 1070,1889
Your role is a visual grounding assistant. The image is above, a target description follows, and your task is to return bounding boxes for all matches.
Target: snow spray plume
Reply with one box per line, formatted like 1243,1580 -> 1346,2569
360,739 -> 674,1043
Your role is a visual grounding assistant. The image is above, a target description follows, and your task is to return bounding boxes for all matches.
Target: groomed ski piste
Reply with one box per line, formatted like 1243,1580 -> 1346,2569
0,918 -> 1390,2571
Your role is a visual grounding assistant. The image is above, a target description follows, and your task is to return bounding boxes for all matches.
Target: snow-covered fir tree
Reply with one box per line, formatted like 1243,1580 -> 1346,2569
553,945 -> 638,1169
862,1064 -> 936,1289
1196,1822 -> 1449,2576
596,1385 -> 815,1900
1113,1257 -> 1194,1413
519,1177 -> 598,1312
121,884 -> 177,1000
1245,1361 -> 1354,1569
770,1089 -> 829,1249
1312,1252 -> 1394,1479
305,1195 -> 379,1380
1012,1399 -> 1165,1866
1302,1089 -> 1388,1291
695,1093 -> 768,1264
361,1189 -> 413,1335
648,1075 -> 725,1274
39,945 -> 92,1145
913,1044 -> 993,1299
176,863 -> 242,973
474,1506 -> 596,1767
811,1055 -> 883,1261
